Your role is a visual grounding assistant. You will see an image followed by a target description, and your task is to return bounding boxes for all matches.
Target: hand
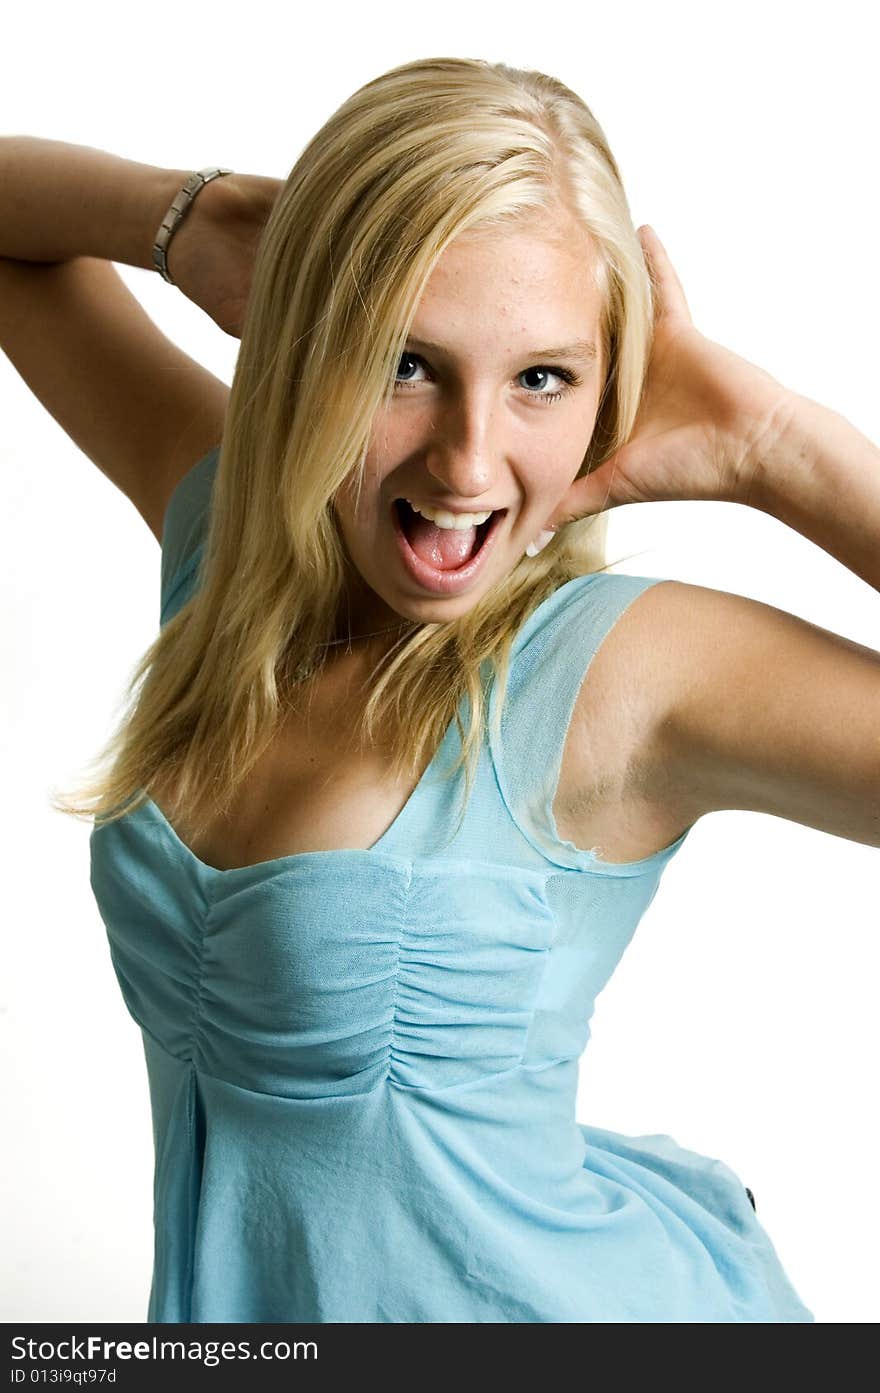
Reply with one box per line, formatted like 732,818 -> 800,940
541,225 -> 795,536
165,172 -> 283,338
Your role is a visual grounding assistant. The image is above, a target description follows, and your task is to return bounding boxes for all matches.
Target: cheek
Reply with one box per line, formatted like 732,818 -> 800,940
330,483 -> 369,558
335,465 -> 380,522
332,481 -> 385,556
551,406 -> 600,483
357,433 -> 403,500
364,407 -> 413,468
526,434 -> 587,497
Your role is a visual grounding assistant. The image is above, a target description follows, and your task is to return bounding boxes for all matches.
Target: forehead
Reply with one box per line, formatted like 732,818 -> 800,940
414,215 -> 604,340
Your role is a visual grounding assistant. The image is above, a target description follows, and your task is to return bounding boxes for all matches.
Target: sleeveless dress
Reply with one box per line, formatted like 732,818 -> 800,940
89,446 -> 815,1323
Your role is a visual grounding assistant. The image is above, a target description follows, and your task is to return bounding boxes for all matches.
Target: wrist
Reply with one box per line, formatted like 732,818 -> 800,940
134,166 -> 195,272
735,388 -> 805,512
152,168 -> 237,282
742,388 -> 880,591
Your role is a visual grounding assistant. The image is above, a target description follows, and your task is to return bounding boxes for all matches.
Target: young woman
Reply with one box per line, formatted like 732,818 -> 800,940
3,57 -> 877,1324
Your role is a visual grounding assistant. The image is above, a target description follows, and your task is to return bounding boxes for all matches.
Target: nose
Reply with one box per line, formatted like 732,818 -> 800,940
423,388 -> 502,505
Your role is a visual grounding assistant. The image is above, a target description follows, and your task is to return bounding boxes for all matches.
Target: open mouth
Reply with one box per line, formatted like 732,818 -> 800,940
390,498 -> 508,595
392,501 -> 501,565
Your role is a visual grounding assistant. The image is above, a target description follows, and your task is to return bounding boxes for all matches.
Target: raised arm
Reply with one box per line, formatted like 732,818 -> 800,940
550,226 -> 880,854
0,136 -> 191,268
0,139 -> 277,541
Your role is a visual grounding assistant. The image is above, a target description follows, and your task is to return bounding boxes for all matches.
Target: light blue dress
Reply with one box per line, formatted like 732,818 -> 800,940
89,446 -> 814,1323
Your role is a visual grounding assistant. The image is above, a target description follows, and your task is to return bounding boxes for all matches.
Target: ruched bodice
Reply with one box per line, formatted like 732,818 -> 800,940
88,446 -> 814,1322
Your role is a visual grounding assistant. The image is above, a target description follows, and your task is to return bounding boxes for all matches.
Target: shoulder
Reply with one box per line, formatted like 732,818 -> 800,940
556,575 -> 725,829
564,573 -> 880,841
632,579 -> 880,843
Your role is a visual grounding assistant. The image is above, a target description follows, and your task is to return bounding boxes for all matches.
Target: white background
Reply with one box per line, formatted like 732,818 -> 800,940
2,0 -> 877,1325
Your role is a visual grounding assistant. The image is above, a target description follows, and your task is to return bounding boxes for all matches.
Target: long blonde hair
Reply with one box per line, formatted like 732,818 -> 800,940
52,56 -> 655,845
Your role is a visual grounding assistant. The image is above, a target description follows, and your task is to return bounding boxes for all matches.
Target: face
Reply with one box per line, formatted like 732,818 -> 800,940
333,214 -> 606,637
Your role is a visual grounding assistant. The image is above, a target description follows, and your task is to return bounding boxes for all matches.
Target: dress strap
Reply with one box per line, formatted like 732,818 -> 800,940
487,571 -> 692,876
160,445 -> 220,626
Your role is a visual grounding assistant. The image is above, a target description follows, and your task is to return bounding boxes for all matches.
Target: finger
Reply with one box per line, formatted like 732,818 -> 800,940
543,458 -> 630,531
639,225 -> 692,326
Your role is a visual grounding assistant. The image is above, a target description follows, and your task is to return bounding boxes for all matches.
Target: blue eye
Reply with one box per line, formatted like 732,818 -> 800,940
395,352 -> 424,384
393,352 -> 578,405
517,366 -> 575,402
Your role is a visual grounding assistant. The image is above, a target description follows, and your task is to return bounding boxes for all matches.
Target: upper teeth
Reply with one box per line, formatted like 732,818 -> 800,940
405,499 -> 493,530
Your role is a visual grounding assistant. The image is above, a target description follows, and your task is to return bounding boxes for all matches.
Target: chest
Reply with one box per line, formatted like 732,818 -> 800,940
151,630 -> 681,874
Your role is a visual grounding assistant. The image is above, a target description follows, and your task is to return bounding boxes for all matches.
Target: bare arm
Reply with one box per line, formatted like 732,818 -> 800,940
0,135 -> 190,268
644,392 -> 880,851
571,227 -> 880,852
746,391 -> 880,595
0,137 -> 236,540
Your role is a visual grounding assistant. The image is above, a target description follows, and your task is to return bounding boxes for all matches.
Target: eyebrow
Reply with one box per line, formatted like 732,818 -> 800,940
406,335 -> 599,366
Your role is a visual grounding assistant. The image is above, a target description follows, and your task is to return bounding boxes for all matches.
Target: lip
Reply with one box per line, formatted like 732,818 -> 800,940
390,500 -> 507,596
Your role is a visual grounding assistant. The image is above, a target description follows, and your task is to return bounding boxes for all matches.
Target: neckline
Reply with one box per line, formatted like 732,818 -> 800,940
142,573 -> 598,879
137,706 -> 462,879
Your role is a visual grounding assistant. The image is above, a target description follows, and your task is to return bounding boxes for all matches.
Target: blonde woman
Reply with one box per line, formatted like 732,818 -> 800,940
3,57 -> 877,1324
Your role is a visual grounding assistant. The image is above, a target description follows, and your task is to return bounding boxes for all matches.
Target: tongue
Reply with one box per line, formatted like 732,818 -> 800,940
407,513 -> 480,570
